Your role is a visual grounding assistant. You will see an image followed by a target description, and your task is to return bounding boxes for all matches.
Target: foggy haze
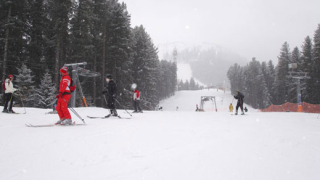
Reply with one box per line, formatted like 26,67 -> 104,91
122,0 -> 320,63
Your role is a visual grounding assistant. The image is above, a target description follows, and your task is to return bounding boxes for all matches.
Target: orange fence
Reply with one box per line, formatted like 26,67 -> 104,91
259,102 -> 320,113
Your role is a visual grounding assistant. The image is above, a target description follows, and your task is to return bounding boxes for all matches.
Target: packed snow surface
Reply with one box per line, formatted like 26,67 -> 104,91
1,89 -> 320,180
177,63 -> 206,86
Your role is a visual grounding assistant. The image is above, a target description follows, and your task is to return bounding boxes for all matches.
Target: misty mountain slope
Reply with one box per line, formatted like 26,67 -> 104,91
177,63 -> 206,86
159,42 -> 248,86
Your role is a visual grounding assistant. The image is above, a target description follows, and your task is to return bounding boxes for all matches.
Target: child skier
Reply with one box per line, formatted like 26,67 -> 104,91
229,103 -> 233,113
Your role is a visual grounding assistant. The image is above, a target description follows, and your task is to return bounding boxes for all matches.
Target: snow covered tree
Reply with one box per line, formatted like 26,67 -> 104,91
131,25 -> 160,109
266,60 -> 276,103
310,24 -> 320,103
291,47 -> 301,70
190,78 -> 196,90
46,0 -> 72,88
287,47 -> 301,103
34,70 -> 57,108
15,64 -> 36,107
243,58 -> 270,109
273,42 -> 291,105
0,0 -> 30,81
227,63 -> 244,95
261,61 -> 273,106
158,60 -> 177,99
300,36 -> 313,102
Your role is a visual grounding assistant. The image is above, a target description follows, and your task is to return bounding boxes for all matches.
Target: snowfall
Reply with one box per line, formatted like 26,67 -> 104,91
1,64 -> 320,180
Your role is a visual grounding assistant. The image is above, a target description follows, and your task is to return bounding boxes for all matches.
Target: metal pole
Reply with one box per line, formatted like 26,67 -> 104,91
71,68 -> 77,107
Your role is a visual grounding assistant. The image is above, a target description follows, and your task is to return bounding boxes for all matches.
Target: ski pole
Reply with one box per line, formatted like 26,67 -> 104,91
69,107 -> 85,124
16,92 -> 26,114
113,98 -> 132,116
103,94 -> 132,116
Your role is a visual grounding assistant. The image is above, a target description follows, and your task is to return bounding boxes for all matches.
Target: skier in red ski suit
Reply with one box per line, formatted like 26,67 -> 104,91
55,66 -> 72,125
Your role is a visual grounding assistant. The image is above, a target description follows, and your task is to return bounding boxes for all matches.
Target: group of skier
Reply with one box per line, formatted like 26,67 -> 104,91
2,66 -> 143,125
3,66 -> 247,122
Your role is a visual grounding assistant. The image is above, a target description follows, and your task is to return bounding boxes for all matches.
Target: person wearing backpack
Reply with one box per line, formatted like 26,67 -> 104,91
55,66 -> 73,125
234,90 -> 245,115
2,75 -> 18,113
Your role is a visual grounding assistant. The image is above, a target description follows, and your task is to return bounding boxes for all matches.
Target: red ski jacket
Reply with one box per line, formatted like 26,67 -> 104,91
59,73 -> 71,94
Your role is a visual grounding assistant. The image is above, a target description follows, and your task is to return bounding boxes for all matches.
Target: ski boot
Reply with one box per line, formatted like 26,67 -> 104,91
112,109 -> 118,116
8,110 -> 16,113
55,118 -> 65,125
61,119 -> 72,125
2,109 -> 8,113
235,111 -> 238,115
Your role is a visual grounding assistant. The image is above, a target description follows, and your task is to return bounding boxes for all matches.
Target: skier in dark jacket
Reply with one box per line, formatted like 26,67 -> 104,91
234,90 -> 245,115
102,74 -> 118,117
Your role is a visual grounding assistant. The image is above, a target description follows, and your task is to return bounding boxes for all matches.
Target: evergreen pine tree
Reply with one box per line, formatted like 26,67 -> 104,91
273,42 -> 291,105
300,36 -> 313,103
34,70 -> 56,108
287,47 -> 301,103
46,0 -> 72,88
311,24 -> 320,103
131,25 -> 159,109
267,60 -> 276,103
1,1 -> 30,80
190,78 -> 196,90
15,64 -> 36,107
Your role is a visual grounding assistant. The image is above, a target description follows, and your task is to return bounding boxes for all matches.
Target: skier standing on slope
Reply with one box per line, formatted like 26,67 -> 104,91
55,66 -> 73,125
234,90 -> 245,115
133,88 -> 143,113
229,103 -> 233,113
2,75 -> 18,113
102,74 -> 118,117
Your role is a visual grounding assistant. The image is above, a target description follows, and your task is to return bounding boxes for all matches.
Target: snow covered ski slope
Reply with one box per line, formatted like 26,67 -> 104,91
1,89 -> 320,180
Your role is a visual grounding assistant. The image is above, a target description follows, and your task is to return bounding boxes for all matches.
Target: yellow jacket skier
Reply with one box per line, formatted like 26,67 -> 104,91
229,103 -> 233,112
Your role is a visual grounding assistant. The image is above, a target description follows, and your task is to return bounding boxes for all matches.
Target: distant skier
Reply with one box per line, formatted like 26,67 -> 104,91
55,66 -> 73,125
244,107 -> 248,112
229,103 -> 233,113
176,106 -> 179,111
2,75 -> 18,113
132,88 -> 143,113
102,74 -> 118,117
196,104 -> 199,111
234,90 -> 245,115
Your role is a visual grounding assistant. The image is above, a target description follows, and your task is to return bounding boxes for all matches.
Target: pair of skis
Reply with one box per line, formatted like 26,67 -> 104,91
87,115 -> 131,119
26,115 -> 130,128
26,121 -> 86,127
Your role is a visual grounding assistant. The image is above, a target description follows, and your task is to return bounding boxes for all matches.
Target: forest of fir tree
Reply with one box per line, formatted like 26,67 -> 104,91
0,0 -> 177,110
227,24 -> 320,109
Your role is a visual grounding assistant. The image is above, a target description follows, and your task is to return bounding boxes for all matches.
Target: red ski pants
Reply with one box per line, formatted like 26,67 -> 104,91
56,94 -> 71,120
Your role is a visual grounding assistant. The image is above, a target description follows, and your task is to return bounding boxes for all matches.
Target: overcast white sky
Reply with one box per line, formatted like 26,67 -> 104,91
122,0 -> 320,64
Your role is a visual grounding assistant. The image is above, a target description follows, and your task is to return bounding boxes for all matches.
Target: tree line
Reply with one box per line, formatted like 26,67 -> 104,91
0,0 -> 177,109
227,24 -> 320,109
178,78 -> 204,91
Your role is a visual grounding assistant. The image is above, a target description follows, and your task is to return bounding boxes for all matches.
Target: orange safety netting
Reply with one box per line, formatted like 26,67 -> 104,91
259,102 -> 320,113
